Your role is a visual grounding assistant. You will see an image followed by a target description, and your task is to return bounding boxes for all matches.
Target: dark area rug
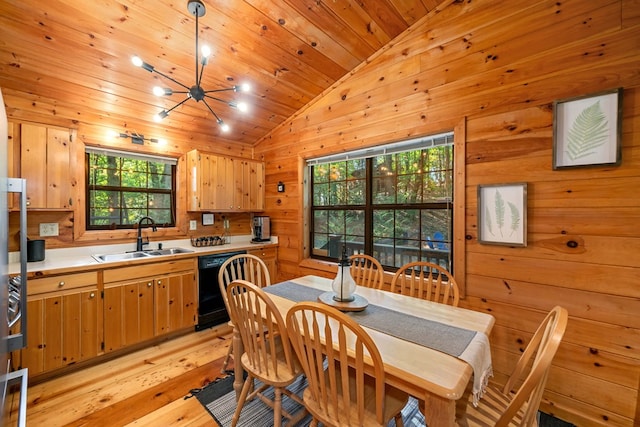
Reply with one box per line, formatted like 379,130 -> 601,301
188,374 -> 572,426
189,374 -> 423,426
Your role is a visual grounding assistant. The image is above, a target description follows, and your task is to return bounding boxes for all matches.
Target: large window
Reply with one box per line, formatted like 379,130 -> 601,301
309,132 -> 454,271
85,148 -> 176,230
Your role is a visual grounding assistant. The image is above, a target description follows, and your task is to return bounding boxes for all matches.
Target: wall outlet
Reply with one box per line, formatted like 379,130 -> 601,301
40,222 -> 59,237
189,220 -> 197,230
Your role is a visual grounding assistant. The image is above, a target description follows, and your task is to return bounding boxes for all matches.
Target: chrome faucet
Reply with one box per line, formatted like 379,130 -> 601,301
136,216 -> 157,251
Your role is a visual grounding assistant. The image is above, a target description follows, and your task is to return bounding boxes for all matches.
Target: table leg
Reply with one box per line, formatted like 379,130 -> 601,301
454,380 -> 474,427
232,325 -> 244,400
420,393 -> 456,427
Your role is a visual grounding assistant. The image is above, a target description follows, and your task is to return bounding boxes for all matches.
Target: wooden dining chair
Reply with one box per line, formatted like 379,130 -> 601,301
218,254 -> 271,373
226,280 -> 307,427
350,254 -> 384,289
286,301 -> 409,427
458,306 -> 569,427
391,261 -> 459,306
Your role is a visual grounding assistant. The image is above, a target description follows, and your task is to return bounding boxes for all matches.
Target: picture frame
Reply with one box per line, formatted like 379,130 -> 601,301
553,88 -> 623,169
478,183 -> 527,247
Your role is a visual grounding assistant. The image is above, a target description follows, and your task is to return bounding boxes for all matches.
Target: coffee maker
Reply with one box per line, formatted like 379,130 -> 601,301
251,216 -> 271,242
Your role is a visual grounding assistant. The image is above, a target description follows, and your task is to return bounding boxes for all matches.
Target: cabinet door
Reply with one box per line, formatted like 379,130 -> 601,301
22,298 -> 45,376
104,280 -> 154,352
233,159 -> 248,210
23,287 -> 100,376
46,127 -> 72,209
248,247 -> 278,283
20,123 -> 48,208
212,155 -> 234,210
7,121 -> 18,210
154,272 -> 197,336
186,149 -> 265,212
187,149 -> 217,212
20,123 -> 72,209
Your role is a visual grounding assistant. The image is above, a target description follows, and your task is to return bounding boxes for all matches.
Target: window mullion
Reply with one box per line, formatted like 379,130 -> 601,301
364,158 -> 373,255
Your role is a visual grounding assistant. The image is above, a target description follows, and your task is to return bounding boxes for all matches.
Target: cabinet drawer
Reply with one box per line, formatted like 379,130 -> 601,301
103,259 -> 195,283
249,247 -> 277,259
28,272 -> 98,295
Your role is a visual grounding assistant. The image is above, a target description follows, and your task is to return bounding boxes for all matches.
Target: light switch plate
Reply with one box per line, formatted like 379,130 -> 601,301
189,220 -> 197,230
39,223 -> 59,236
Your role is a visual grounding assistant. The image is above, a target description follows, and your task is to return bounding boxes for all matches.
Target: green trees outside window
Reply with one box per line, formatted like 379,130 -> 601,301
86,152 -> 176,230
310,143 -> 453,271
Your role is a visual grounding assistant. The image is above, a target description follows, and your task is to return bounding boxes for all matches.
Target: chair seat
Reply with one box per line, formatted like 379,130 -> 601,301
240,352 -> 300,387
459,382 -> 534,427
302,367 -> 408,427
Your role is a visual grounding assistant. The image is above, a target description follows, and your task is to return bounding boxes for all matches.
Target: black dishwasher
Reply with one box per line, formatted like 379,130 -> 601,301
196,250 -> 247,331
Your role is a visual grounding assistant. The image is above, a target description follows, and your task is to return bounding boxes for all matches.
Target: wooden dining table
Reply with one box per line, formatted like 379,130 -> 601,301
231,274 -> 495,427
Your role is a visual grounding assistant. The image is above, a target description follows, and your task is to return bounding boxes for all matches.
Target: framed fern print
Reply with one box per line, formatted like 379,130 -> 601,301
478,183 -> 527,247
553,88 -> 623,169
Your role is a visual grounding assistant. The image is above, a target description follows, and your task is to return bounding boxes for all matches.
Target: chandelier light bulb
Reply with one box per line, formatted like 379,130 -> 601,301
132,0 -> 252,133
237,101 -> 248,112
218,119 -> 230,132
154,110 -> 169,122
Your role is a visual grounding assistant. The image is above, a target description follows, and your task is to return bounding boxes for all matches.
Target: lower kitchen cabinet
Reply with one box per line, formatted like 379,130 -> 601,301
22,272 -> 101,377
247,246 -> 278,282
103,259 -> 197,353
103,279 -> 154,351
155,272 -> 198,336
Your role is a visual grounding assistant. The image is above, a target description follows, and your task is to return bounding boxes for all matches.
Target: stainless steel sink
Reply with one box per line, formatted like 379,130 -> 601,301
147,247 -> 194,256
92,247 -> 194,263
92,251 -> 153,262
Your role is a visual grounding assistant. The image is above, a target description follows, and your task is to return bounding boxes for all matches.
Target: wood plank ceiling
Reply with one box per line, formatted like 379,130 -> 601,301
0,0 -> 440,146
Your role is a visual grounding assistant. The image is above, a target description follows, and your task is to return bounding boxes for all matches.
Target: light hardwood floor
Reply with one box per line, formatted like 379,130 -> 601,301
7,325 -> 233,426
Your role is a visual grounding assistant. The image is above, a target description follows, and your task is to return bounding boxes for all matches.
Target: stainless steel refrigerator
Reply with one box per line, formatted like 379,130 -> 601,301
1,88 -> 28,426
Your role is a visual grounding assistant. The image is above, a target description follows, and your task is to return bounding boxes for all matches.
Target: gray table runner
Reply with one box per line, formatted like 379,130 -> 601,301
264,281 -> 476,357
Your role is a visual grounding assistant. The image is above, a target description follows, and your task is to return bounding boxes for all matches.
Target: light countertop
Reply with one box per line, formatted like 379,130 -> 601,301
8,235 -> 278,276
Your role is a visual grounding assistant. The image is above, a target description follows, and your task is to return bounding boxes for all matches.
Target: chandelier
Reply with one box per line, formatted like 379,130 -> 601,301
131,0 -> 250,132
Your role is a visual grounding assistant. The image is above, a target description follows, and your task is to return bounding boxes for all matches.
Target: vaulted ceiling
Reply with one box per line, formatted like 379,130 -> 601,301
0,0 -> 440,146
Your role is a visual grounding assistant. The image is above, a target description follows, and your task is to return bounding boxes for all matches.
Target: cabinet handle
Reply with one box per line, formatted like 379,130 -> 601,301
147,282 -> 152,287
58,281 -> 65,287
89,292 -> 95,299
157,280 -> 162,285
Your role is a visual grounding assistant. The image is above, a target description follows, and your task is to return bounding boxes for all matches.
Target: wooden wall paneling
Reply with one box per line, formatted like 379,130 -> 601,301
462,295 -> 639,361
466,273 -> 640,328
491,342 -> 636,421
542,388 -> 634,427
255,0 -> 640,423
545,365 -> 636,421
622,0 -> 640,27
490,323 -> 640,389
466,251 -> 639,297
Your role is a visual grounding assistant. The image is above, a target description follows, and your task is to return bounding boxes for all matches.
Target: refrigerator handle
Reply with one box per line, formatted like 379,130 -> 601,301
6,178 -> 27,352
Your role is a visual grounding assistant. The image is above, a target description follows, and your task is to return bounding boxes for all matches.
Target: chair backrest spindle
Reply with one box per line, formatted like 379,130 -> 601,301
391,261 -> 459,306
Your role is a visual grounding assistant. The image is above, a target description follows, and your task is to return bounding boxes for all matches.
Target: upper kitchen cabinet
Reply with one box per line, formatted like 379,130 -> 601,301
186,149 -> 264,212
6,121 -> 18,210
20,123 -> 76,210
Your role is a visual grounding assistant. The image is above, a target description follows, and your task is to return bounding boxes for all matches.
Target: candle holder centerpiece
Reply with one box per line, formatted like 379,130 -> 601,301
318,246 -> 368,311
